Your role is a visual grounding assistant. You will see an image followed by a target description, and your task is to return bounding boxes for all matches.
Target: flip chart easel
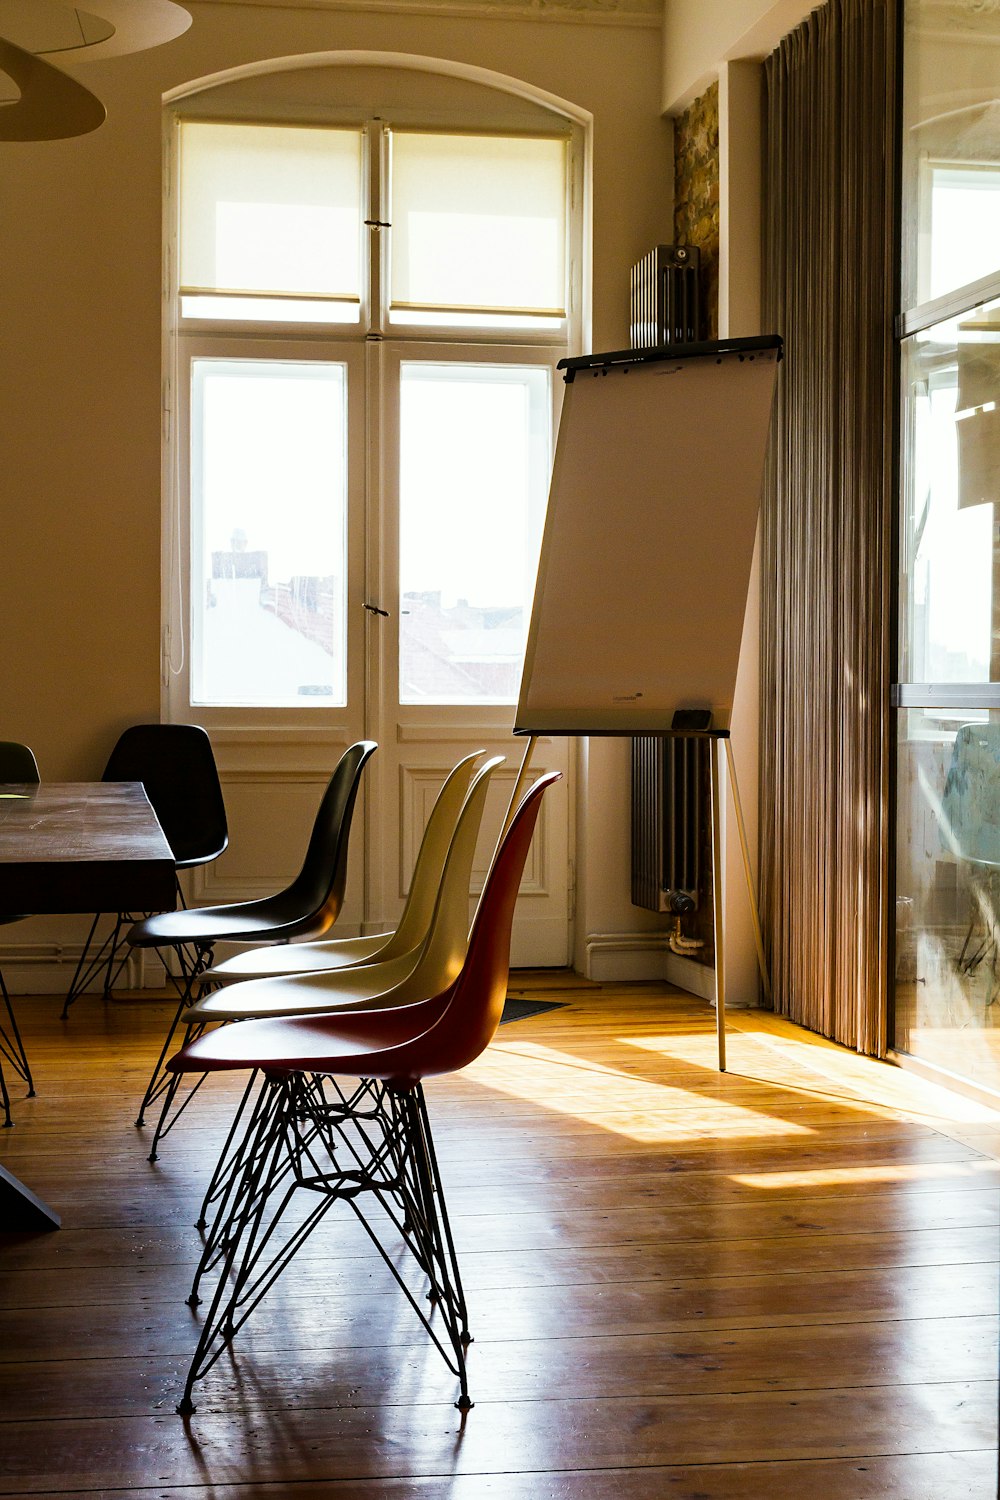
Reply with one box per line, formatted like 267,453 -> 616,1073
513,336 -> 783,1070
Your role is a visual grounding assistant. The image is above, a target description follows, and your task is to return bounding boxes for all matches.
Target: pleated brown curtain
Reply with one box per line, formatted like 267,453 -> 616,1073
759,0 -> 897,1054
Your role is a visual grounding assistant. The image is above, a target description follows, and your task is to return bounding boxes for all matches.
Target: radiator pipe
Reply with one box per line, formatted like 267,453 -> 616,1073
669,930 -> 705,954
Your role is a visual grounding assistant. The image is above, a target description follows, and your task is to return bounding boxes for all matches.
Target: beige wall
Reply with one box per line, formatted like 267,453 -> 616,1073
0,1 -> 669,781
661,0 -> 814,113
0,0 -> 673,985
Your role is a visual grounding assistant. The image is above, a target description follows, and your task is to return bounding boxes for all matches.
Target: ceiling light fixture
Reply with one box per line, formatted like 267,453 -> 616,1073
0,0 -> 191,141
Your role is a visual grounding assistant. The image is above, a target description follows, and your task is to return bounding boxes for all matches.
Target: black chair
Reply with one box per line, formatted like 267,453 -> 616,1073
0,741 -> 40,1124
127,739 -> 376,1154
62,724 -> 229,1018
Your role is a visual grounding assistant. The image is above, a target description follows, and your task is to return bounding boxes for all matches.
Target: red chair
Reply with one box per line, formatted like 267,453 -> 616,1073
166,768 -> 560,1416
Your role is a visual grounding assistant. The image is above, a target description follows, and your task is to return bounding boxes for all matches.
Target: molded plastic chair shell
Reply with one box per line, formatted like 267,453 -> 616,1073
128,740 -> 376,952
205,749 -> 486,984
167,770 -> 558,1417
182,753 -> 503,1023
0,742 -> 39,784
61,724 -> 230,1017
103,724 -> 228,870
169,770 -> 560,1083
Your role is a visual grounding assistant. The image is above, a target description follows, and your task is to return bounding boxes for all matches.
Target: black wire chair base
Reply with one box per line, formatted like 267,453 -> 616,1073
0,968 -> 34,1102
0,1056 -> 12,1128
177,1072 -> 473,1416
61,912 -> 138,1019
61,878 -> 198,1020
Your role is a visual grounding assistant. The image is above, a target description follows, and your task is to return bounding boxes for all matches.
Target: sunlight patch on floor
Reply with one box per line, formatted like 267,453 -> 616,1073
466,1041 -> 816,1143
729,1159 -> 1000,1190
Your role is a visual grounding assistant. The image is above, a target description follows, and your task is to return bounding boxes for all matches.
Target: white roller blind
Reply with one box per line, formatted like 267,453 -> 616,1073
179,122 -> 363,301
389,131 -> 567,316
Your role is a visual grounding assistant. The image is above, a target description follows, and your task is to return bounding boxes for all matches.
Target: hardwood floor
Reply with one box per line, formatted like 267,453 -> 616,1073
0,981 -> 997,1498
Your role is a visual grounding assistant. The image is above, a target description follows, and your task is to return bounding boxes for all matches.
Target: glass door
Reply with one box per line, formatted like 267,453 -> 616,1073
166,110 -> 580,957
896,298 -> 1000,1091
364,344 -> 572,966
893,0 -> 1000,1093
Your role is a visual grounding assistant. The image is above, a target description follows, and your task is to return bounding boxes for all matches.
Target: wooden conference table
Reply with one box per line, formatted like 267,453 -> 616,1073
0,781 -> 175,1230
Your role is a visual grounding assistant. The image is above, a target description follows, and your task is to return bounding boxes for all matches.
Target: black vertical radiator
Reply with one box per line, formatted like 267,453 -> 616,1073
631,735 -> 709,920
629,243 -> 701,348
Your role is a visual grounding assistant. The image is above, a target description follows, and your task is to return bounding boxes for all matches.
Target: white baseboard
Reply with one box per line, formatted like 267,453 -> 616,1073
0,941 -> 167,996
583,932 -> 672,982
663,949 -> 716,1002
582,932 -> 752,1009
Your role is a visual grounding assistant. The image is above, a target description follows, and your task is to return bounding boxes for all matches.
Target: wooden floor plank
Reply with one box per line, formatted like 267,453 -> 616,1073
14,1450 -> 998,1500
0,1382 -> 995,1492
1,985 -> 997,1496
0,1315 -> 995,1419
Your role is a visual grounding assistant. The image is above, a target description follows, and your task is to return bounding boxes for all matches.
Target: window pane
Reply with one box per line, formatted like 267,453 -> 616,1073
179,122 -> 363,302
389,132 -> 567,319
928,166 -> 1000,301
901,2 -> 1000,307
191,360 -> 348,707
895,706 -> 1000,1095
899,296 -> 1000,684
398,363 -> 550,704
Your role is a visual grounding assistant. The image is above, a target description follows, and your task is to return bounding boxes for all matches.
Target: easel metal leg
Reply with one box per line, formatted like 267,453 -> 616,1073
710,739 -> 726,1073
500,736 -> 538,842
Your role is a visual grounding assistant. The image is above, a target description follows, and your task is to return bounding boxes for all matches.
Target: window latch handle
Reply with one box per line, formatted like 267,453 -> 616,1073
363,601 -> 389,618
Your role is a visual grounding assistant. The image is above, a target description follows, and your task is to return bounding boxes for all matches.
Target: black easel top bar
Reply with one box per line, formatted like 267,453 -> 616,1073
558,335 -> 784,383
513,727 -> 731,739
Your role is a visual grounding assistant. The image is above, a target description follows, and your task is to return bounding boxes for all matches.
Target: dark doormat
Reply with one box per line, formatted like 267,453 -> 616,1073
499,998 -> 565,1025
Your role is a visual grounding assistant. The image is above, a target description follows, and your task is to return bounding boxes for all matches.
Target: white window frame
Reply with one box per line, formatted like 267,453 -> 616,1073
162,108 -> 585,729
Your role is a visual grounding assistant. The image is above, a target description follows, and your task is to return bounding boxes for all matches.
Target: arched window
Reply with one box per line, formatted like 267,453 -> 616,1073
163,54 -> 588,966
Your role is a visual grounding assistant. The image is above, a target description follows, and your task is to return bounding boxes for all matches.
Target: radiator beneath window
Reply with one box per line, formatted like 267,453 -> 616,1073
629,243 -> 701,348
631,736 -> 708,913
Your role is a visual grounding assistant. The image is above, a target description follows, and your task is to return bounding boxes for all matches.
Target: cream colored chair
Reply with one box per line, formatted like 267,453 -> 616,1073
204,748 -> 486,985
184,752 -> 504,1025
179,752 -> 510,1249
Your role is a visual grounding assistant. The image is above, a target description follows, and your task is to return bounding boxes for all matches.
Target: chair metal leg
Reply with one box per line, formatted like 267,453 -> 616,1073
195,1071 -> 341,1257
0,1055 -> 12,1128
0,967 -> 34,1096
412,1086 -> 471,1344
194,1070 -> 261,1230
179,1075 -> 324,1413
146,1039 -> 211,1162
177,1072 -> 473,1414
134,945 -> 213,1131
61,913 -> 104,1018
63,886 -> 195,1020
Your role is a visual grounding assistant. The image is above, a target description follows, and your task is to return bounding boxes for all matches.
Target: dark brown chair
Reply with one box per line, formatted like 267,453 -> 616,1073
0,741 -> 40,1124
62,723 -> 229,1017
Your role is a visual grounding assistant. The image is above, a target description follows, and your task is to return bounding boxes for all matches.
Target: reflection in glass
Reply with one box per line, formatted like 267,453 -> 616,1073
398,363 -> 550,704
895,709 -> 1000,1093
901,1 -> 1000,308
896,3 -> 1000,1094
899,297 -> 1000,684
179,122 -> 363,308
191,360 -> 348,706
